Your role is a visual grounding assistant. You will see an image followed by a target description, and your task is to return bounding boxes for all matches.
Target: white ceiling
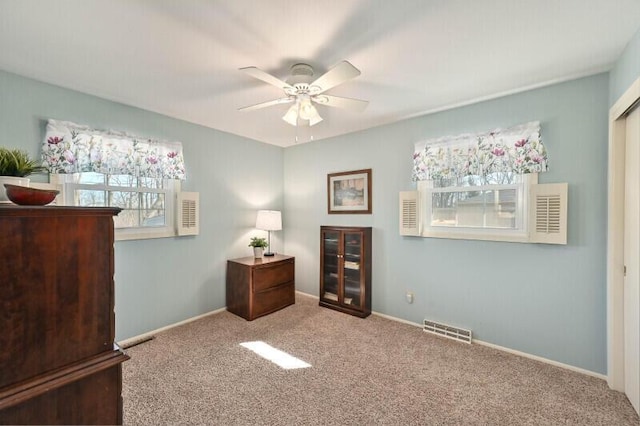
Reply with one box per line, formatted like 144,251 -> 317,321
0,0 -> 639,147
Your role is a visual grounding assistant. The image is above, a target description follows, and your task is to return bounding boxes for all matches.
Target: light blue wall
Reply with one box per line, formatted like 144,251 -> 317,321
0,69 -> 284,341
284,74 -> 610,374
610,26 -> 640,105
0,66 -> 613,374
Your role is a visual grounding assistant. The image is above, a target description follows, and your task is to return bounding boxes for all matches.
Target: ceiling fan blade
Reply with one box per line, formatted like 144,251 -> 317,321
238,97 -> 293,112
313,94 -> 368,112
310,61 -> 361,94
239,67 -> 294,91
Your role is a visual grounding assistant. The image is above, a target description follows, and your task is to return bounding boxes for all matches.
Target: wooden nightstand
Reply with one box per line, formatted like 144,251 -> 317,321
226,254 -> 295,320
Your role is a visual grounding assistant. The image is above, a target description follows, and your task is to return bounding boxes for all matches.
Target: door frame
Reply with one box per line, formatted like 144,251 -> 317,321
608,76 -> 640,390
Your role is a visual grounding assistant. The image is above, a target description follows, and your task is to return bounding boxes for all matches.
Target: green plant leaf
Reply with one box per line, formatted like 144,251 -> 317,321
0,148 -> 45,177
248,237 -> 268,248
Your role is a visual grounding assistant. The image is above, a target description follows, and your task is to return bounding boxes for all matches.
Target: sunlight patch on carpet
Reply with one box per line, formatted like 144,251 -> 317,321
240,341 -> 311,370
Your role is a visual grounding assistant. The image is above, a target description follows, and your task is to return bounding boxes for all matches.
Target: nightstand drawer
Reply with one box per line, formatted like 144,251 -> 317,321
253,260 -> 294,292
253,282 -> 295,318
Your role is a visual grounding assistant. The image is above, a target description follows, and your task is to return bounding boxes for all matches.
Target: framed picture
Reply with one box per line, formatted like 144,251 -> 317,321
327,168 -> 372,214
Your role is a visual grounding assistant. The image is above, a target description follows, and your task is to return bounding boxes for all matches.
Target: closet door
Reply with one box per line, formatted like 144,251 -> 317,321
624,104 -> 640,414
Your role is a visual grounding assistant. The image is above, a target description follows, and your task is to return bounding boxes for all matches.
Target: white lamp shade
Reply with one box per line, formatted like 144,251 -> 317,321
282,104 -> 298,126
298,97 -> 315,120
308,111 -> 323,126
299,97 -> 323,126
256,210 -> 282,231
281,96 -> 323,127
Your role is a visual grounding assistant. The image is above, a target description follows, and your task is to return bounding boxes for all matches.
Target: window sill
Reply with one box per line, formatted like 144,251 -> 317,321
115,227 -> 176,241
422,230 -> 529,243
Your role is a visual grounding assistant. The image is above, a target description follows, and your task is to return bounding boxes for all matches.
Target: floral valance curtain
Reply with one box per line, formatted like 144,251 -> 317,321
42,119 -> 186,180
412,121 -> 547,181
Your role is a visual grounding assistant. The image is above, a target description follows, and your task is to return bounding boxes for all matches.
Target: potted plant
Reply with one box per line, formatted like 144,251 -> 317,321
249,237 -> 268,258
0,148 -> 46,203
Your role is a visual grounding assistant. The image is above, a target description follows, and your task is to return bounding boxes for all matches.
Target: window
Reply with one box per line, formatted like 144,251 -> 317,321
41,119 -> 189,241
51,173 -> 180,240
419,172 -> 536,241
406,121 -> 554,243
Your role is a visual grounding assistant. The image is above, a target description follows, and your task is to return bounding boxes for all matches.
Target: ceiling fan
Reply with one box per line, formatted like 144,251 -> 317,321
238,61 -> 368,126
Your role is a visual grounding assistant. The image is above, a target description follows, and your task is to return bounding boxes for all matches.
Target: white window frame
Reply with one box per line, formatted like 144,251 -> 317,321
418,173 -> 537,243
50,173 -> 181,241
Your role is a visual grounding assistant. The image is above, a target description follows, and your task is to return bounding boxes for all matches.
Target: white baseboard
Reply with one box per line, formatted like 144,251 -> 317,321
117,307 -> 227,347
120,294 -> 317,346
296,291 -> 606,381
121,291 -> 607,381
473,339 -> 606,381
371,310 -> 424,328
296,290 -> 318,299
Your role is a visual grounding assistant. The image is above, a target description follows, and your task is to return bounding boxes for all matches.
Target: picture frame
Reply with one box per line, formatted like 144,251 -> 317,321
327,168 -> 372,214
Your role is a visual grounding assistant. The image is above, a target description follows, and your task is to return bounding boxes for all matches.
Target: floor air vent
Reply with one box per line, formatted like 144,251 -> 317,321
423,320 -> 472,344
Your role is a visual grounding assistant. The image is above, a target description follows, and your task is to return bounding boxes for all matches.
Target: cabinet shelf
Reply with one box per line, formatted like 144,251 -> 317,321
319,226 -> 371,318
344,261 -> 360,270
345,279 -> 361,288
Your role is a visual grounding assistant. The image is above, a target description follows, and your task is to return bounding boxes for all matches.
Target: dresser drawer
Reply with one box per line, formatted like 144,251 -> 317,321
253,260 -> 294,292
252,282 -> 295,318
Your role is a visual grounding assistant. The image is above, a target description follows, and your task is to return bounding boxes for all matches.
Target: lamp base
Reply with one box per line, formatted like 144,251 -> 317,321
264,252 -> 275,257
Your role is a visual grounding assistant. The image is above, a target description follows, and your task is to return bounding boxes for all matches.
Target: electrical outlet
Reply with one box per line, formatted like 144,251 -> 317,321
405,291 -> 414,304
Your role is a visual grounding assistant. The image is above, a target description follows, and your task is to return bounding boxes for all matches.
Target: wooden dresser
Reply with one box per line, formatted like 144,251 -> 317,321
226,254 -> 295,320
0,206 -> 129,425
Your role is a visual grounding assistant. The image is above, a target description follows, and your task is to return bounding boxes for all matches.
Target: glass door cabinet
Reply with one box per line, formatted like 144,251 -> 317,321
319,226 -> 372,317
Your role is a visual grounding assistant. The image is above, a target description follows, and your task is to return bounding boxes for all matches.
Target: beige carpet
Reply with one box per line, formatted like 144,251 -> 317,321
122,294 -> 639,425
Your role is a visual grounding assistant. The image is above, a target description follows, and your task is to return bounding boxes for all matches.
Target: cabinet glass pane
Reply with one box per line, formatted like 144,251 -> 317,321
322,231 -> 340,301
342,232 -> 362,308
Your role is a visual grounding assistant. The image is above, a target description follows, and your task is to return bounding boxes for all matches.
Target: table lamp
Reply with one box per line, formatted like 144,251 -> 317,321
256,210 -> 282,256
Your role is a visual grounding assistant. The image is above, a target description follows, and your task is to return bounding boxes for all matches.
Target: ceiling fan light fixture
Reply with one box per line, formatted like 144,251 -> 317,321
308,114 -> 323,126
276,95 -> 322,127
282,104 -> 299,126
298,97 -> 323,126
298,97 -> 316,120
